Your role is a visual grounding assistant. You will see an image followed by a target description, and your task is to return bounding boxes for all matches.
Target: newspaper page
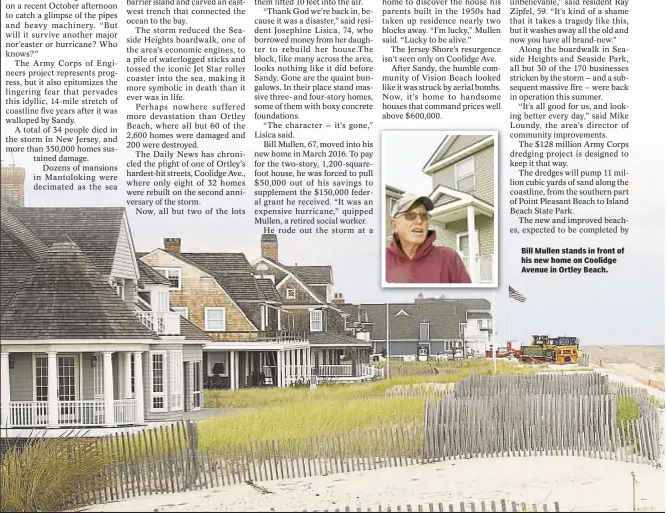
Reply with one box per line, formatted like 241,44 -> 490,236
0,0 -> 664,510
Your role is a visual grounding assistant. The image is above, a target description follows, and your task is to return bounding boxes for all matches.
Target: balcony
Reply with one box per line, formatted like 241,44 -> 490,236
136,311 -> 181,335
7,399 -> 138,428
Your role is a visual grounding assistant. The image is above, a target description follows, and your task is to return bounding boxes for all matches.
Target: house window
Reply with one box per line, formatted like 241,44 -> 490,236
205,307 -> 226,331
455,157 -> 475,192
420,323 -> 430,341
457,231 -> 479,259
170,351 -> 183,412
93,354 -> 104,398
172,306 -> 189,320
193,361 -> 202,409
207,352 -> 229,377
254,274 -> 276,284
35,357 -> 48,402
155,267 -> 181,291
310,310 -> 323,332
151,352 -> 166,411
58,356 -> 76,401
130,353 -> 135,395
286,289 -> 296,299
112,279 -> 124,299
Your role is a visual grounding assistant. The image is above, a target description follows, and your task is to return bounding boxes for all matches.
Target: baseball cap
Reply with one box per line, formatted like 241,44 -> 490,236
391,194 -> 434,218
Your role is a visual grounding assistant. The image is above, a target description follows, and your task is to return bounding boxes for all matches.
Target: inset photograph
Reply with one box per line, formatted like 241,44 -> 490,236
381,131 -> 498,287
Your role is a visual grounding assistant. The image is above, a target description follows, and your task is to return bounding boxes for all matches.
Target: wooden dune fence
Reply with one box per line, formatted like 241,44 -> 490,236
454,372 -> 610,397
308,500 -> 561,512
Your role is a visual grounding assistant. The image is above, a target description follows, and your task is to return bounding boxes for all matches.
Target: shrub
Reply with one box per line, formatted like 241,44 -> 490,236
0,437 -> 110,512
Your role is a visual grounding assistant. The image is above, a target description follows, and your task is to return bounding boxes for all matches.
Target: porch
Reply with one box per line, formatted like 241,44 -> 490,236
203,338 -> 311,390
429,191 -> 495,285
1,350 -> 146,430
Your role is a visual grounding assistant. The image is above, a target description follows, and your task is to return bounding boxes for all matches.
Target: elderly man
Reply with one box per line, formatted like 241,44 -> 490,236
386,194 -> 472,284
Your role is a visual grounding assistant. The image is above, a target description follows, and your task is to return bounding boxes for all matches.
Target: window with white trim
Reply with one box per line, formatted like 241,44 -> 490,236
150,351 -> 166,411
155,267 -> 182,291
93,353 -> 104,398
310,310 -> 323,332
170,351 -> 183,411
455,157 -> 475,192
205,307 -> 226,331
172,306 -> 189,320
286,288 -> 296,299
193,361 -> 202,409
208,352 -> 229,377
35,356 -> 48,402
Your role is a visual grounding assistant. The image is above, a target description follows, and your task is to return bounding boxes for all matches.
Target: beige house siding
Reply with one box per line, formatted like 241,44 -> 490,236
432,215 -> 494,257
432,145 -> 494,205
141,251 -> 258,342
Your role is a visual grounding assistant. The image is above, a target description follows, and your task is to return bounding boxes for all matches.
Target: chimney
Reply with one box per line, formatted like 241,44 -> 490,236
261,233 -> 278,261
332,292 -> 345,305
164,237 -> 181,253
1,163 -> 26,207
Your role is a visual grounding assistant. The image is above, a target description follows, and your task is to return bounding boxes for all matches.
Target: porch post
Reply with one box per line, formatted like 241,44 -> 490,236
133,352 -> 144,424
103,351 -> 115,426
0,353 -> 10,428
124,352 -> 133,399
466,205 -> 479,283
229,351 -> 236,390
277,309 -> 281,331
296,348 -> 302,380
277,350 -> 284,388
47,351 -> 58,427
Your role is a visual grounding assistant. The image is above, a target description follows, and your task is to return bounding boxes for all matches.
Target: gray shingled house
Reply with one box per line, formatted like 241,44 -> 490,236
251,235 -> 376,381
361,297 -> 492,359
0,166 -> 210,434
140,238 -> 312,389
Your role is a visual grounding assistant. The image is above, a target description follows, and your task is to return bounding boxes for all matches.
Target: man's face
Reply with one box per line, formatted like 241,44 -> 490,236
391,203 -> 429,247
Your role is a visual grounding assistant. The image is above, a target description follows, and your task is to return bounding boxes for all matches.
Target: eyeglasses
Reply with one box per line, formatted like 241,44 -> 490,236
397,212 -> 430,222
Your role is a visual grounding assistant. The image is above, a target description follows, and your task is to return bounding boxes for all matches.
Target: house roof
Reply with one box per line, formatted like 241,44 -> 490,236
178,252 -> 254,275
286,265 -> 332,285
0,207 -> 50,313
137,259 -> 171,287
1,235 -> 157,340
254,257 -> 326,305
8,207 -> 126,277
308,332 -> 372,347
179,315 -> 212,341
256,278 -> 282,303
361,302 -> 462,341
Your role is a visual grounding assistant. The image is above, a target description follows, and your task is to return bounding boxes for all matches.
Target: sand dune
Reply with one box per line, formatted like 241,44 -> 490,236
581,345 -> 664,374
81,456 -> 664,513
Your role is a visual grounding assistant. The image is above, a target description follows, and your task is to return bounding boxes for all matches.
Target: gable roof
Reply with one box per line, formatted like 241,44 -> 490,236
0,207 -> 50,313
1,235 -> 157,340
254,257 -> 325,305
137,259 -> 171,287
256,278 -> 282,303
8,207 -> 127,278
361,302 -> 462,341
423,135 -> 494,175
286,265 -> 333,285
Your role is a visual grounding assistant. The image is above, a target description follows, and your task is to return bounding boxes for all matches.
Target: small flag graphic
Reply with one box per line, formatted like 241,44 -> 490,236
509,286 -> 526,302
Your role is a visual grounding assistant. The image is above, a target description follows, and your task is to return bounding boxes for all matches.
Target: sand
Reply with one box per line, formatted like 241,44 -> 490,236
582,345 -> 665,375
81,456 -> 664,512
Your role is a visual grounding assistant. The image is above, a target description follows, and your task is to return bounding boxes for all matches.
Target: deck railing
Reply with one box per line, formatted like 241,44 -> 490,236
5,399 -> 137,428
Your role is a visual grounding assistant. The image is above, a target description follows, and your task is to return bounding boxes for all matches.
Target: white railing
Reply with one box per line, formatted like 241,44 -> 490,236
58,400 -> 105,426
135,311 -> 181,335
7,400 -> 139,427
313,364 -> 353,377
359,364 -> 385,379
114,399 -> 137,425
9,401 -> 49,427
